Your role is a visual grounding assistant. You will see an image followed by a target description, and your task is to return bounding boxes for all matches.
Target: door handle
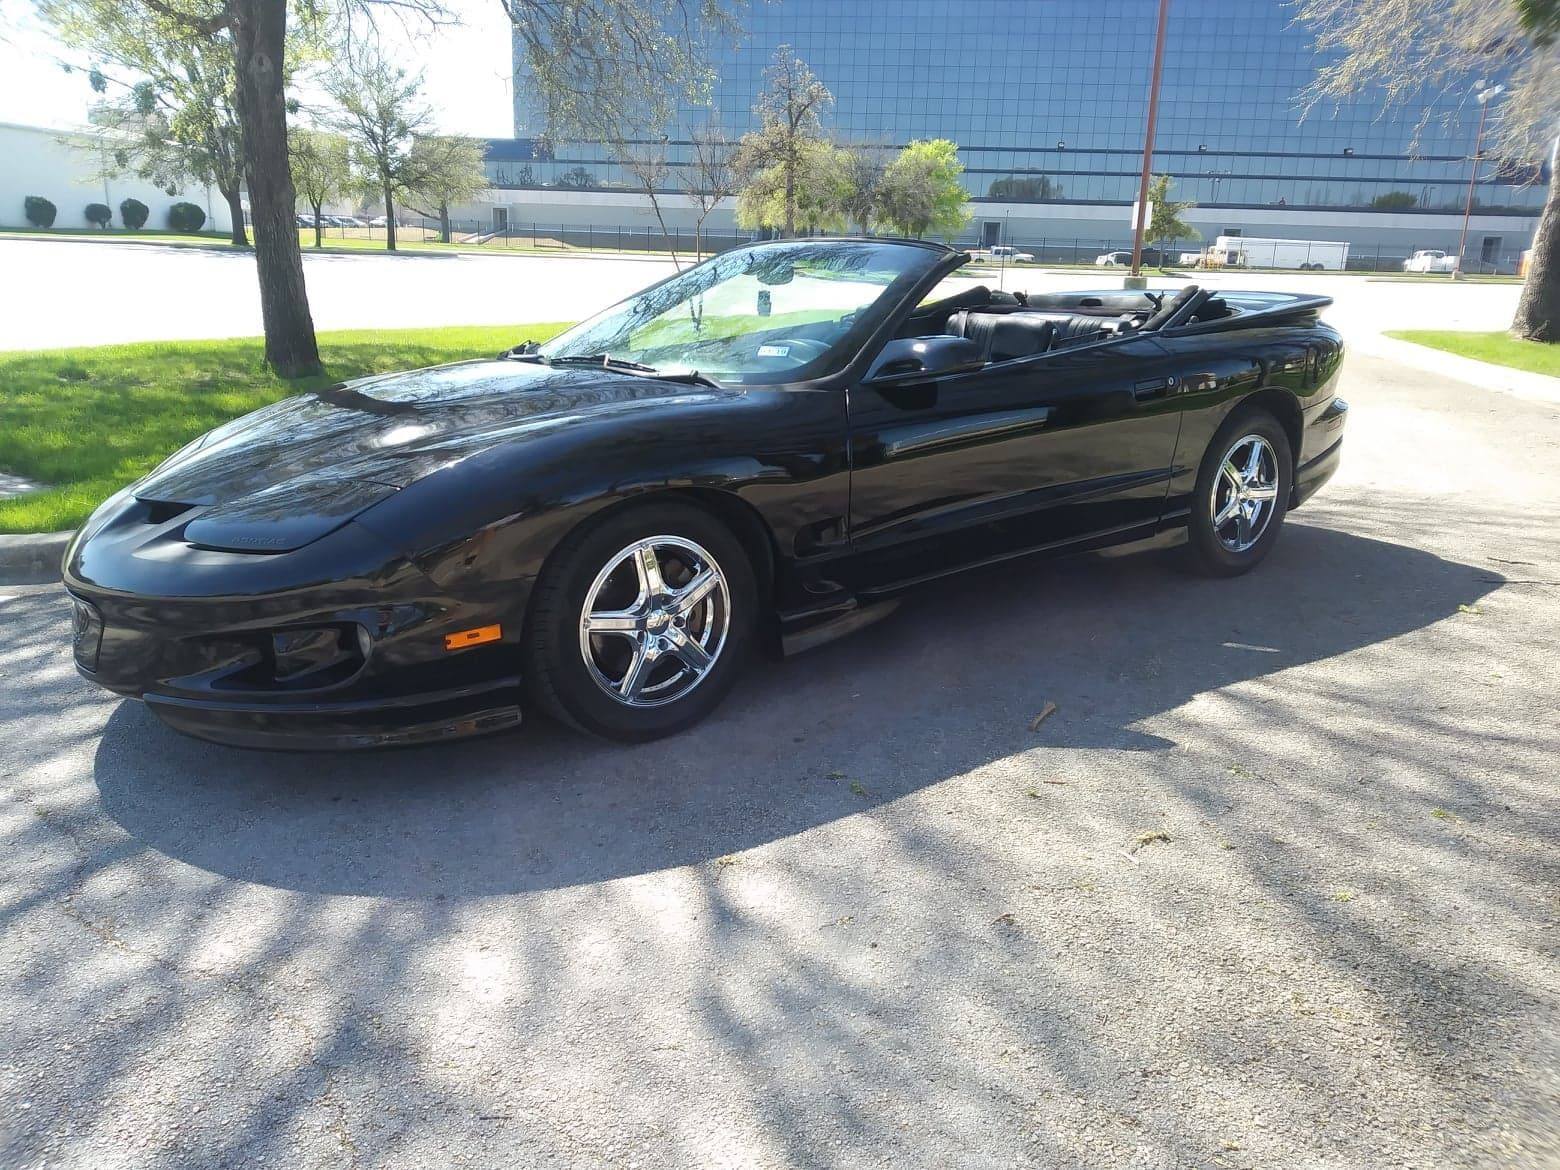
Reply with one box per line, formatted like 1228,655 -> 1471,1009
1133,376 -> 1176,400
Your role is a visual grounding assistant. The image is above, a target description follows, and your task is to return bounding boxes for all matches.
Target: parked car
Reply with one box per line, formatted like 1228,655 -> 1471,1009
1096,249 -> 1169,267
1403,249 -> 1457,273
335,216 -> 367,228
64,238 -> 1347,749
987,245 -> 1035,263
368,215 -> 390,228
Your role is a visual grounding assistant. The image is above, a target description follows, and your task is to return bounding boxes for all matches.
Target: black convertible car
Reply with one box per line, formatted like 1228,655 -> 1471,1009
64,238 -> 1346,748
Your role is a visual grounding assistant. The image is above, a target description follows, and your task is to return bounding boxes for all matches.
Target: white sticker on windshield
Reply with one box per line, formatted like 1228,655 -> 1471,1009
757,344 -> 790,357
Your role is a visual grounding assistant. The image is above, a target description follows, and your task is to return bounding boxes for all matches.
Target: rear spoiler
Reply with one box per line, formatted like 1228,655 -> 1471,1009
1161,292 -> 1333,337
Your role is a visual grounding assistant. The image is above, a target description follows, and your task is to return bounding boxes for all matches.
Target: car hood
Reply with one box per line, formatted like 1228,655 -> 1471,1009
133,359 -> 729,553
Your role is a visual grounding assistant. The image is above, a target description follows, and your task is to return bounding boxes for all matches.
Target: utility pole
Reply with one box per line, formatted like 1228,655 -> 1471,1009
1128,0 -> 1171,287
1454,83 -> 1504,280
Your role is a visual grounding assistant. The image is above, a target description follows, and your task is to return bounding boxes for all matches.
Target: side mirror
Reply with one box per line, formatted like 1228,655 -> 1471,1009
864,336 -> 985,385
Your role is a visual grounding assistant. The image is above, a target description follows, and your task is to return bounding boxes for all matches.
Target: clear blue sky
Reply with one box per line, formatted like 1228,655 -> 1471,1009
0,5 -> 516,137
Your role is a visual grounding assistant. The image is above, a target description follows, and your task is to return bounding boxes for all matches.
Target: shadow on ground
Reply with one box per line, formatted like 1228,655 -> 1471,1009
87,520 -> 1498,897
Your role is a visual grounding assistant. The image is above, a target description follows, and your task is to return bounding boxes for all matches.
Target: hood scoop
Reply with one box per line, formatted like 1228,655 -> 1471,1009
182,476 -> 400,553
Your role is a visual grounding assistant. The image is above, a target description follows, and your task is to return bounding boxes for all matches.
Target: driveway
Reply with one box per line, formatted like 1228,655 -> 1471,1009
1,350 -> 1557,1167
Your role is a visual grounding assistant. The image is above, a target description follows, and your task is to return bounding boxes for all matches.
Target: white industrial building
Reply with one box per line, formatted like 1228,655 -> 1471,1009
0,121 -> 234,235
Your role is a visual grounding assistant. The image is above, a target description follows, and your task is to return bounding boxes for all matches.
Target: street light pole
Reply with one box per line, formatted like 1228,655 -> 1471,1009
1129,0 -> 1171,283
1454,83 -> 1504,279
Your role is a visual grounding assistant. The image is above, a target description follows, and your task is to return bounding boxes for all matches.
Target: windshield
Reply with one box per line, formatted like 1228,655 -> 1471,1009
538,240 -> 947,384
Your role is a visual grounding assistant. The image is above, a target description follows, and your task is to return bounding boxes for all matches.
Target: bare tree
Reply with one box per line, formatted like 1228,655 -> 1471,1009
616,137 -> 683,268
327,49 -> 423,252
1295,0 -> 1560,341
683,120 -> 734,260
505,0 -> 743,145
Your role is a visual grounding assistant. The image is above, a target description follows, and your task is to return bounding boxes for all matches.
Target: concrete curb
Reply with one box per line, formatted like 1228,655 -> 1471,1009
0,531 -> 72,586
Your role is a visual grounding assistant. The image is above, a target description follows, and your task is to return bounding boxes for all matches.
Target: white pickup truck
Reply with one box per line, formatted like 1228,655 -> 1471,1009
1402,249 -> 1458,273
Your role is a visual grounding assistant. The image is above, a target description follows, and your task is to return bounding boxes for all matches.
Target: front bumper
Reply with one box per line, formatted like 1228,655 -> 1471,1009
141,683 -> 522,751
64,505 -> 526,751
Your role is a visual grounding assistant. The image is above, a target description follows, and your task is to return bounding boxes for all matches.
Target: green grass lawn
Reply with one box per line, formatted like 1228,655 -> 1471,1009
1385,330 -> 1560,378
0,322 -> 568,534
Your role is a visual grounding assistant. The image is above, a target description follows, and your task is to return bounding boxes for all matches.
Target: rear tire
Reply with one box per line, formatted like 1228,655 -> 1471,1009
1185,408 -> 1292,577
524,501 -> 757,742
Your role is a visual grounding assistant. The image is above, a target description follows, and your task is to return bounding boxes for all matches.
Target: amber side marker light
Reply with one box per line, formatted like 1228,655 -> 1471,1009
444,624 -> 502,651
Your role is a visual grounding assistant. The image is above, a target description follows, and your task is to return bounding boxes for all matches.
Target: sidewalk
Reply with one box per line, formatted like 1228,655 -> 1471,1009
1352,332 -> 1560,406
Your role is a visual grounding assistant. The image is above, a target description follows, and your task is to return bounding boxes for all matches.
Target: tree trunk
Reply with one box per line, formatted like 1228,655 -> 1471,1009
439,202 -> 450,244
783,157 -> 795,239
1511,177 -> 1558,343
230,0 -> 319,378
311,202 -> 322,249
384,183 -> 397,252
221,186 -> 249,246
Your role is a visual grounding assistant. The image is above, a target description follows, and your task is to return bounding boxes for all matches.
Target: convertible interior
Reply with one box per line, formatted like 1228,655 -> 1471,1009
897,283 -> 1233,363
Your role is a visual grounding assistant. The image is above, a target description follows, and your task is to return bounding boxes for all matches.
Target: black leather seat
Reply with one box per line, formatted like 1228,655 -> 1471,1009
946,310 -> 1054,362
946,310 -> 1111,362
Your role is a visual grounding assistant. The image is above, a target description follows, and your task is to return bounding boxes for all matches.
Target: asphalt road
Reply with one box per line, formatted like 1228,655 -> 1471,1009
0,236 -> 1528,353
1,345 -> 1556,1166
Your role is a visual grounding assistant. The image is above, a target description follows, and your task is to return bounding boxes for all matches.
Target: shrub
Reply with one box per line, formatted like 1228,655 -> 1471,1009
119,198 -> 149,230
23,196 -> 57,228
167,201 -> 206,233
84,202 -> 112,228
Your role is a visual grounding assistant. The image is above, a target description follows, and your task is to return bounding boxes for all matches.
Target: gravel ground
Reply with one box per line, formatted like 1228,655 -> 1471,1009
0,352 -> 1557,1169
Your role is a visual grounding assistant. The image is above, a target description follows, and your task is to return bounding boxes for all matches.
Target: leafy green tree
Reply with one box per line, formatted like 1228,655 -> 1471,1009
1145,173 -> 1199,256
35,0 -> 744,377
403,135 -> 489,244
737,139 -> 852,235
876,139 -> 970,238
288,128 -> 350,248
839,145 -> 886,235
326,49 -> 431,252
1370,190 -> 1418,210
1295,0 -> 1559,341
41,0 -> 257,246
734,46 -> 833,237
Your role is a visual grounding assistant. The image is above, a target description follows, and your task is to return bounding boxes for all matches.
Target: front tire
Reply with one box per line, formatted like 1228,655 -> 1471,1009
523,501 -> 757,741
1185,409 -> 1292,577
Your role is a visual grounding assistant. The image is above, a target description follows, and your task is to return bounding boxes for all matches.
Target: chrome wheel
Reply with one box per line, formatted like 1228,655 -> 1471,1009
1210,433 -> 1280,553
578,535 -> 731,708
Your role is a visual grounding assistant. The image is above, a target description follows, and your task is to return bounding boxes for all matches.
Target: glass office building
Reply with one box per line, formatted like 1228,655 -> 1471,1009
496,0 -> 1546,249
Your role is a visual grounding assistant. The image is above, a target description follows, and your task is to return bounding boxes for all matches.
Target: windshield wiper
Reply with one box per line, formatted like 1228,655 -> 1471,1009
546,353 -> 660,374
547,353 -> 721,388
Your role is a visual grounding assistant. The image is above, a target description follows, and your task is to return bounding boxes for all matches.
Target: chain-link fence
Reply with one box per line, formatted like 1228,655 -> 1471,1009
292,217 -> 1526,276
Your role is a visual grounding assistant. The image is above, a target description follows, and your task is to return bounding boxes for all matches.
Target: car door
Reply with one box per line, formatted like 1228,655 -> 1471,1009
842,332 -> 1186,587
